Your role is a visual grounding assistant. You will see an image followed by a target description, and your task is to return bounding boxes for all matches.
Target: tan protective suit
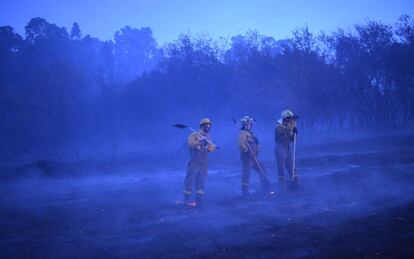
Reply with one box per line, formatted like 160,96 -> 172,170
239,129 -> 271,195
183,130 -> 216,197
274,122 -> 297,183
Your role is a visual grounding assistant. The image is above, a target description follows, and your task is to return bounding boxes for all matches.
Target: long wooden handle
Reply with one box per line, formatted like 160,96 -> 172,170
292,133 -> 297,181
232,118 -> 266,177
188,127 -> 220,150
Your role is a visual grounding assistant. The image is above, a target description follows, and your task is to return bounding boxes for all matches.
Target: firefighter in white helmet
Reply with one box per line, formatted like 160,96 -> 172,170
183,118 -> 216,205
275,110 -> 299,189
239,116 -> 271,197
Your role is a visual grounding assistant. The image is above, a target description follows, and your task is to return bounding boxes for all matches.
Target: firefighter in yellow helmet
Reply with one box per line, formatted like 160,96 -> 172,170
239,116 -> 271,197
183,118 -> 217,206
275,110 -> 299,189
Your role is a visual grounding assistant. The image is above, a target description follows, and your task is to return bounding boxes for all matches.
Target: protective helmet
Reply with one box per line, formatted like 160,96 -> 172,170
281,109 -> 294,119
277,109 -> 298,124
200,118 -> 212,126
240,116 -> 255,125
281,109 -> 297,119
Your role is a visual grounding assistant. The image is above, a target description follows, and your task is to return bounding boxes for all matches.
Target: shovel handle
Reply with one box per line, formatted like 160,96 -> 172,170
292,133 -> 297,181
188,127 -> 220,150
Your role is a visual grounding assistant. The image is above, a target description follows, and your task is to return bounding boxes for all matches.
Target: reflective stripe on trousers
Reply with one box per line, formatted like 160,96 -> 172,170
275,146 -> 293,180
240,152 -> 270,191
183,161 -> 207,195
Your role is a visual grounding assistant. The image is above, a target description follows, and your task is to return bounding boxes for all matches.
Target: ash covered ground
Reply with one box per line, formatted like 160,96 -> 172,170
1,135 -> 414,258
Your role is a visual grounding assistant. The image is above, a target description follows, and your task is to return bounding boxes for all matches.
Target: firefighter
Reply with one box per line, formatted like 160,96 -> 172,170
239,116 -> 271,197
183,118 -> 216,206
275,109 -> 299,189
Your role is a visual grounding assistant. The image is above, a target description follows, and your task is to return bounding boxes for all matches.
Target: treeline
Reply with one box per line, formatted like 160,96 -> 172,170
1,16 -> 413,161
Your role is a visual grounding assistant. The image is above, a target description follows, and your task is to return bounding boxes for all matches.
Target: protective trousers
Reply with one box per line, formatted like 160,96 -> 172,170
240,152 -> 271,194
183,161 -> 207,200
275,145 -> 297,184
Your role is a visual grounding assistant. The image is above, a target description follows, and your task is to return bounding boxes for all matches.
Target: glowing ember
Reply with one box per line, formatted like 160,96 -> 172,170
187,201 -> 198,207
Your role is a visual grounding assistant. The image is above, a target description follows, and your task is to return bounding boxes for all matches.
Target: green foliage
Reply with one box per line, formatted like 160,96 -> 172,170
1,15 -> 414,160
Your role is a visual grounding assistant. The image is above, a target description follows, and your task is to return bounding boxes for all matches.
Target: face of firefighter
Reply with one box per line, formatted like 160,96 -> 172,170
287,118 -> 296,128
284,117 -> 296,127
244,123 -> 253,131
201,123 -> 211,133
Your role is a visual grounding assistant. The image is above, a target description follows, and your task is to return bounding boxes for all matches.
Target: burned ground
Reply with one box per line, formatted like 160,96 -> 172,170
1,135 -> 414,258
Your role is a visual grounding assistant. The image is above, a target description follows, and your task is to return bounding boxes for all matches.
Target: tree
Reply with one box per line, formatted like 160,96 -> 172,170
0,26 -> 23,55
25,17 -> 69,43
70,22 -> 82,40
113,26 -> 160,82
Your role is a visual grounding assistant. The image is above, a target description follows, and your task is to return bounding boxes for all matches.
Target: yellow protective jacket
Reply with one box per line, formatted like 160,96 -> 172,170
275,123 -> 294,150
239,129 -> 259,156
188,130 -> 216,162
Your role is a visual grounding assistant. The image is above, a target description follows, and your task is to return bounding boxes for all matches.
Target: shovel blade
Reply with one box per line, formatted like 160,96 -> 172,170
173,124 -> 188,129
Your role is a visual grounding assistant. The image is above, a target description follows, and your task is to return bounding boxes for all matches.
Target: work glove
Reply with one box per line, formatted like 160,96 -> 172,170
287,121 -> 296,130
292,127 -> 298,135
199,136 -> 208,146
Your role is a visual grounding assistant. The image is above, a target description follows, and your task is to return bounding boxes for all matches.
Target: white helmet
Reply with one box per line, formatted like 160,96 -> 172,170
281,109 -> 295,119
240,116 -> 255,125
277,109 -> 298,124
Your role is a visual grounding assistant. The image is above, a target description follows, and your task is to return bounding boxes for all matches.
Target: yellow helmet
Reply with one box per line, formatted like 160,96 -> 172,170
200,118 -> 212,126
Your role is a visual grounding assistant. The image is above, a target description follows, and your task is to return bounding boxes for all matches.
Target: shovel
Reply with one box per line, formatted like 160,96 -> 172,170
287,132 -> 300,191
173,124 -> 220,150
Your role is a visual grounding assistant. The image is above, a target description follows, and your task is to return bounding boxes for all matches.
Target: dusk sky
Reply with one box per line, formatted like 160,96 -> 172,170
1,0 -> 413,45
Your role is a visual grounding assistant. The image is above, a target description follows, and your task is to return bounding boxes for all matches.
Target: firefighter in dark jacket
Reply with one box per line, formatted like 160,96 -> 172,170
239,116 -> 271,197
183,118 -> 216,205
275,109 -> 298,189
